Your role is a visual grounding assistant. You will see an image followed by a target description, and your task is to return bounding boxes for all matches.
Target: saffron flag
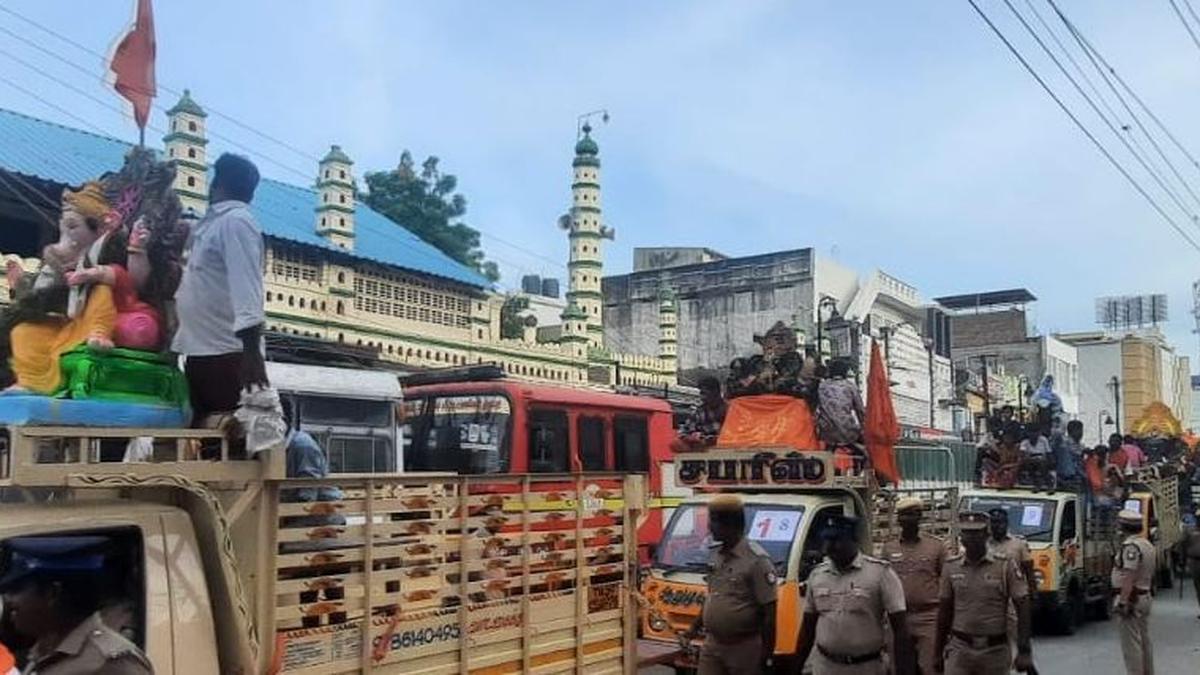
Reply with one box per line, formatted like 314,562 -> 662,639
864,339 -> 901,485
108,0 -> 157,134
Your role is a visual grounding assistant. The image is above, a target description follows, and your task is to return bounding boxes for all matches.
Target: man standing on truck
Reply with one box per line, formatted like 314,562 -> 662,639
796,514 -> 913,675
936,512 -> 1034,674
882,498 -> 946,675
1113,509 -> 1156,674
0,536 -> 152,674
676,376 -> 728,451
681,494 -> 777,675
173,153 -> 269,426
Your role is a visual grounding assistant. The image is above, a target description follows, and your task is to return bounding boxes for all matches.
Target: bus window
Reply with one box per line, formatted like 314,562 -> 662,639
614,416 -> 649,472
529,409 -> 569,473
405,394 -> 512,473
579,416 -> 606,471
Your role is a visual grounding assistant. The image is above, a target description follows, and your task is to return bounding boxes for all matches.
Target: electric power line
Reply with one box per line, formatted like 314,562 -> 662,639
1169,0 -> 1200,58
0,5 -> 572,284
999,0 -> 1200,230
964,0 -> 1200,252
1038,0 -> 1200,213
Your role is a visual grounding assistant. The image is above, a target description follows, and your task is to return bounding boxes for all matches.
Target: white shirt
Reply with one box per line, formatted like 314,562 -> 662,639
172,200 -> 265,356
1020,436 -> 1052,457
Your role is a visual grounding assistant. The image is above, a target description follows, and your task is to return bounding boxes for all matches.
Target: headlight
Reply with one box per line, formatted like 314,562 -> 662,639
649,615 -> 669,632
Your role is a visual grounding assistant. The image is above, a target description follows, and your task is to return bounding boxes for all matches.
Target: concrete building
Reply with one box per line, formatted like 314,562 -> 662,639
1191,375 -> 1200,433
633,247 -> 727,272
0,99 -> 677,386
937,289 -> 1081,422
1058,328 -> 1192,445
603,250 -> 956,432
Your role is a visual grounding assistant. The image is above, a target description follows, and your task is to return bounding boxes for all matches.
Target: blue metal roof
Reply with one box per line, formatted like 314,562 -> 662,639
0,107 -> 490,289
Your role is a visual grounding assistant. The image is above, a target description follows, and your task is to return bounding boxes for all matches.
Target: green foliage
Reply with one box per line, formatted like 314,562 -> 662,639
500,294 -> 531,340
361,152 -> 499,282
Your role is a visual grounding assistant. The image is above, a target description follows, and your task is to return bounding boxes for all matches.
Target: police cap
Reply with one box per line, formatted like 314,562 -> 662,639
0,535 -> 110,592
1117,510 -> 1142,526
820,513 -> 859,541
960,511 -> 990,531
708,493 -> 744,515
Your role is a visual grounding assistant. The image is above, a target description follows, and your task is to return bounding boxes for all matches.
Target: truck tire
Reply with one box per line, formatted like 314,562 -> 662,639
1053,587 -> 1083,635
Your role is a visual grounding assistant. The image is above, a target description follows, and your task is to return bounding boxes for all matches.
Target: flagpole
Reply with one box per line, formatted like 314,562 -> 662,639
139,125 -> 145,148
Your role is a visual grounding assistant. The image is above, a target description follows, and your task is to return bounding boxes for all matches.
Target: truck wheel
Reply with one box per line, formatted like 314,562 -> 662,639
1054,589 -> 1082,635
1157,563 -> 1173,590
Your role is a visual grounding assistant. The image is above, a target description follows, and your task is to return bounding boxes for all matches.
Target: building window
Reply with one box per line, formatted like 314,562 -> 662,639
298,298 -> 305,309
323,194 -> 328,203
187,148 -> 196,159
338,333 -> 344,342
325,170 -> 330,179
337,301 -> 344,315
337,272 -> 345,284
321,217 -> 326,227
188,121 -> 197,132
186,176 -> 196,187
339,217 -> 346,228
266,292 -> 272,302
477,329 -> 483,340
340,170 -> 346,180
168,148 -> 174,157
339,194 -> 346,204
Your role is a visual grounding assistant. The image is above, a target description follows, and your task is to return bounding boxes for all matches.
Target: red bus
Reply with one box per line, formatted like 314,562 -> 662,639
401,378 -> 678,560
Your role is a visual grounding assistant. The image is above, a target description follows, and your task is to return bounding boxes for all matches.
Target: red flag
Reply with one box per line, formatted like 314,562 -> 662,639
108,0 -> 157,135
864,339 -> 901,485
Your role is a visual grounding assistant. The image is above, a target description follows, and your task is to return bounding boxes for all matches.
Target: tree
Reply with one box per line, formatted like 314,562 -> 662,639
500,294 -> 532,340
361,152 -> 500,282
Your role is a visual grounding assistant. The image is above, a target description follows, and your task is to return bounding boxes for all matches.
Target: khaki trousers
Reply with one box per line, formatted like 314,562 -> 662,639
904,608 -> 939,675
944,636 -> 1009,675
1118,595 -> 1153,675
698,635 -> 762,675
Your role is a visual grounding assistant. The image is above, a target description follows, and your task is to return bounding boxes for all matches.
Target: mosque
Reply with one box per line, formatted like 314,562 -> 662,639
0,92 -> 678,387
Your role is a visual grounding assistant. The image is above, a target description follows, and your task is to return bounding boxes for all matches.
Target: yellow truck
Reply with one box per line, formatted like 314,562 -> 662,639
959,466 -> 1183,635
637,449 -> 877,673
0,425 -> 642,674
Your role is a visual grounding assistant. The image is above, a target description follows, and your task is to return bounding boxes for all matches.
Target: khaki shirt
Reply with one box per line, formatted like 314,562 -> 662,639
987,534 -> 1032,567
939,552 -> 1026,636
880,534 -> 947,609
25,613 -> 152,675
1111,535 -> 1156,592
804,554 -> 906,656
702,538 -> 778,642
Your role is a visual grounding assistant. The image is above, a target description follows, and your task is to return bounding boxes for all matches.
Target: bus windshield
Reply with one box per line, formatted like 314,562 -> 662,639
961,496 -> 1056,542
654,503 -> 803,573
404,394 -> 513,473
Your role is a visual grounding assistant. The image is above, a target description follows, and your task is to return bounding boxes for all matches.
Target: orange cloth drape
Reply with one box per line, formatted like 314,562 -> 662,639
716,394 -> 819,449
864,340 -> 901,485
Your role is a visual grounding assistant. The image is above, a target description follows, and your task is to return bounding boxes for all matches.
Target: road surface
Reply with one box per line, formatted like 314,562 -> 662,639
641,582 -> 1200,674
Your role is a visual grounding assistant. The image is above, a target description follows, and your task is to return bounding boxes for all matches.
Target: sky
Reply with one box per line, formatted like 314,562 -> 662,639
0,0 -> 1197,364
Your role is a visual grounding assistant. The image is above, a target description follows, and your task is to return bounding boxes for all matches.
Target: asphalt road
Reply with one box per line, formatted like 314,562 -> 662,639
642,582 -> 1200,674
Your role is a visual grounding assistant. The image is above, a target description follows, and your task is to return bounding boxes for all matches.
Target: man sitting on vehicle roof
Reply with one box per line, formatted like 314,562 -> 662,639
674,376 -> 728,452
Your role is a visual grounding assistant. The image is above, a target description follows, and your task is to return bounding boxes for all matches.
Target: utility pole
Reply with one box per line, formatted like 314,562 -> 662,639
980,355 -> 992,419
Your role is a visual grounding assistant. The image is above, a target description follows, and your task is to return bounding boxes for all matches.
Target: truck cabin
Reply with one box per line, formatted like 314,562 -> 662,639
266,361 -> 402,474
641,449 -> 872,656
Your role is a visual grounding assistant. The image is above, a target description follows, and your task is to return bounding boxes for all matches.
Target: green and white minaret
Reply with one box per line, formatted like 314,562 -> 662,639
562,122 -> 613,349
658,288 -> 678,370
315,145 -> 356,251
163,89 -> 208,216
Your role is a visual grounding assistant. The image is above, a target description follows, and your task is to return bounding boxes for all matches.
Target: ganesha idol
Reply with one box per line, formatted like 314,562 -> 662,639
2,147 -> 186,396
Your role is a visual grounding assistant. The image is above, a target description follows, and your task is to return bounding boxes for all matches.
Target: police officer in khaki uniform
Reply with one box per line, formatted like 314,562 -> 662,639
796,514 -> 913,675
936,512 -> 1034,675
0,536 -> 152,675
986,506 -> 1034,659
682,494 -> 778,675
1112,509 -> 1155,675
881,497 -> 946,675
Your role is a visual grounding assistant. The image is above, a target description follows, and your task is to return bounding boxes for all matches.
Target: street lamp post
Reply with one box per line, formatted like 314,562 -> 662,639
1097,409 -> 1114,445
1108,376 -> 1121,434
815,296 -> 839,365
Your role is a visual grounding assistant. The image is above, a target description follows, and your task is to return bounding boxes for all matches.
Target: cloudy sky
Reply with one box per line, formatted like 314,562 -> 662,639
1,1 -> 1197,362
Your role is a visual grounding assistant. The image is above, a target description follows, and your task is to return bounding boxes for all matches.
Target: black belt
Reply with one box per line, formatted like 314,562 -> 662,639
817,645 -> 881,665
951,630 -> 1007,649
